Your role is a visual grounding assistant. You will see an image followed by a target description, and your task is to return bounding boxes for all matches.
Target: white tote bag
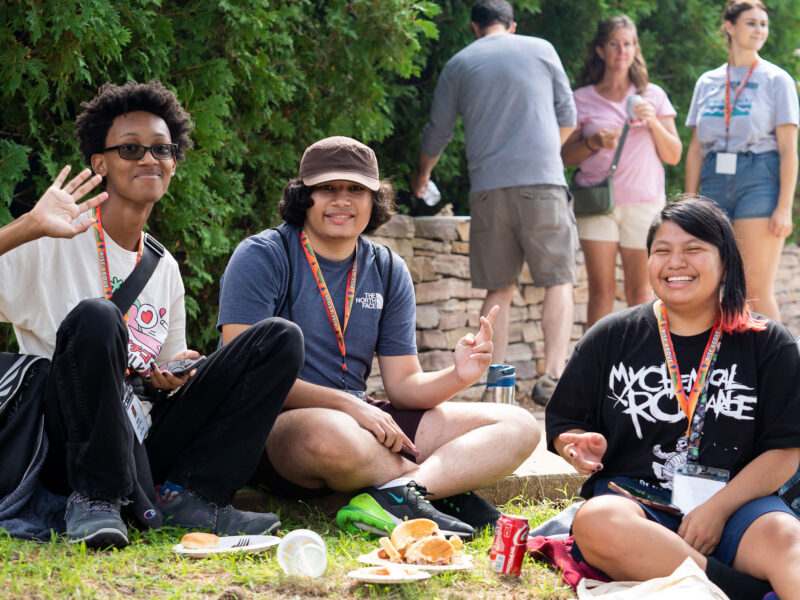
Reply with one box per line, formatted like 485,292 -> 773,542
577,557 -> 729,600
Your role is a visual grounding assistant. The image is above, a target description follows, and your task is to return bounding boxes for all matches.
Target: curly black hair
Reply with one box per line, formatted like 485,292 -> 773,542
74,79 -> 194,165
278,177 -> 395,235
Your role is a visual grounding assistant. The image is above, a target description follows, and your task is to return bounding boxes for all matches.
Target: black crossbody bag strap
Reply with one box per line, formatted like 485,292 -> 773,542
106,233 -> 165,530
110,233 -> 165,313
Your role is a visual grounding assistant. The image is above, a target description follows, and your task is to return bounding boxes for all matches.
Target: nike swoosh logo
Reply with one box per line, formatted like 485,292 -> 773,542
388,492 -> 404,504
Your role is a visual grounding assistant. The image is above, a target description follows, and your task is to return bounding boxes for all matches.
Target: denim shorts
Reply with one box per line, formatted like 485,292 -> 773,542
700,151 -> 780,220
571,476 -> 797,567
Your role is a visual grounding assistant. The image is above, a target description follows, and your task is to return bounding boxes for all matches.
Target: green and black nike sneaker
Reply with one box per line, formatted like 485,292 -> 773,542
336,481 -> 475,538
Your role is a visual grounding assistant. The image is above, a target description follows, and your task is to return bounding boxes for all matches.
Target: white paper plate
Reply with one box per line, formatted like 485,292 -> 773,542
357,548 -> 474,571
347,565 -> 431,584
171,535 -> 281,558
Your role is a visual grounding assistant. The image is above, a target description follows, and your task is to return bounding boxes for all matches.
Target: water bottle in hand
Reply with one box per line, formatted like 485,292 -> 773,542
422,180 -> 441,206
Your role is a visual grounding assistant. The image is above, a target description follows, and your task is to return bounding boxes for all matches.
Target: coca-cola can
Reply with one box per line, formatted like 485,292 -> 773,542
489,514 -> 529,576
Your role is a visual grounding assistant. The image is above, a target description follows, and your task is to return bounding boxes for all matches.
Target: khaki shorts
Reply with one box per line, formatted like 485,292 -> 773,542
469,185 -> 577,289
576,200 -> 664,250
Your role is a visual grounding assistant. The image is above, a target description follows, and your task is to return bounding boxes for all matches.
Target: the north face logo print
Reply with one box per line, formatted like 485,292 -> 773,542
356,292 -> 384,310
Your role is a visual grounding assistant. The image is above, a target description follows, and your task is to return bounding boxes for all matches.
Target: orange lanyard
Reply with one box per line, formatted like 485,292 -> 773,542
91,206 -> 143,324
655,300 -> 722,439
724,59 -> 758,148
299,228 -> 357,383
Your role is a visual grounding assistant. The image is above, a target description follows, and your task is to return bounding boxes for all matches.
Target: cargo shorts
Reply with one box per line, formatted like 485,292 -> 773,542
468,185 -> 577,289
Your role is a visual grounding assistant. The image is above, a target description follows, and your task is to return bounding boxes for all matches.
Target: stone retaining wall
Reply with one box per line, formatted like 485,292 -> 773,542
366,215 -> 800,401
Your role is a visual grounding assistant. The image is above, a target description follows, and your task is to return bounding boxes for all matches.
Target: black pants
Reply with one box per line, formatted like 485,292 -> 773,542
42,298 -> 303,505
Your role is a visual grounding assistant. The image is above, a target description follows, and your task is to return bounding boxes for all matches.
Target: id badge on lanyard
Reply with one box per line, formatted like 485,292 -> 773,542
715,152 -> 737,175
716,60 -> 758,176
123,384 -> 151,443
655,300 -> 728,514
672,463 -> 730,515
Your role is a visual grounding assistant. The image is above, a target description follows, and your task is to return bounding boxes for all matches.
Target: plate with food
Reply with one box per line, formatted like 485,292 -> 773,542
172,532 -> 281,557
347,565 -> 431,584
357,519 -> 474,572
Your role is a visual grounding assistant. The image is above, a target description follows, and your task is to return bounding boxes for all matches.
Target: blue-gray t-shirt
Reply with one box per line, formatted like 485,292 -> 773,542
217,223 -> 417,391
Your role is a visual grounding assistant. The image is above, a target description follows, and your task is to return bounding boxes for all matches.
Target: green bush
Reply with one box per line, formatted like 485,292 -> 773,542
2,0 -> 799,352
0,0 -> 439,351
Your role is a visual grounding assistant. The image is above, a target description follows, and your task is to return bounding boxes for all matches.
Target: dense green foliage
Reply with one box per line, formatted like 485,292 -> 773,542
1,0 -> 439,350
2,0 -> 799,351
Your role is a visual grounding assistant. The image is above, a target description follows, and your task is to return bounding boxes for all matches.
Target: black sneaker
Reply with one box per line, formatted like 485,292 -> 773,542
335,481 -> 475,538
157,486 -> 280,535
65,492 -> 129,549
432,491 -> 501,531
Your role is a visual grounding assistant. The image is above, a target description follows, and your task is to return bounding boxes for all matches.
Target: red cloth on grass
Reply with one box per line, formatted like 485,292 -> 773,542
527,535 -> 612,591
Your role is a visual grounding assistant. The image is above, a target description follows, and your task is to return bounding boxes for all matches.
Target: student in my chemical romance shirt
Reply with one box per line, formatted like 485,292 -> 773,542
546,198 -> 800,600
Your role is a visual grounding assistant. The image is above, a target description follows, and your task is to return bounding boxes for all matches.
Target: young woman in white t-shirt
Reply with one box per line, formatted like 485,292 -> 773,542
685,0 -> 799,321
562,15 -> 682,329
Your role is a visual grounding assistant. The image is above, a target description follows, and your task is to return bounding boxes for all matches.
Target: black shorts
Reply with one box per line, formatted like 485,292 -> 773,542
250,399 -> 426,500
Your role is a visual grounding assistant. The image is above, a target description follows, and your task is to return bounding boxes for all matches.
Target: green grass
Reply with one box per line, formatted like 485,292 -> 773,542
0,496 -> 578,599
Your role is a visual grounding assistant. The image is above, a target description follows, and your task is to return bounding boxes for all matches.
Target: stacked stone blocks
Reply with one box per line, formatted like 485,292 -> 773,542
367,215 -> 800,401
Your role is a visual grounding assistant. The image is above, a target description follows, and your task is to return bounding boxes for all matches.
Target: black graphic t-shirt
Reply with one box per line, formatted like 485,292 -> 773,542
546,303 -> 800,498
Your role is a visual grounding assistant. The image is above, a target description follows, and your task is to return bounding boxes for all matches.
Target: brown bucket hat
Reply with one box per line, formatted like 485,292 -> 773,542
298,136 -> 380,191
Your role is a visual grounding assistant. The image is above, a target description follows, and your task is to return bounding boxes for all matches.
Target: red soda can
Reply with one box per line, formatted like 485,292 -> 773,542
489,514 -> 529,576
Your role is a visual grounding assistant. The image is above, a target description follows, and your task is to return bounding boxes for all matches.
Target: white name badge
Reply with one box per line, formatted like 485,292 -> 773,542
122,384 -> 150,444
715,152 -> 737,175
671,464 -> 729,515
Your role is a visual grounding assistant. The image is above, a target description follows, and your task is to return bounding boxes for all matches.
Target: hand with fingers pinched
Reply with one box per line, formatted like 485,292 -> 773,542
29,165 -> 107,239
454,304 -> 499,384
557,431 -> 607,474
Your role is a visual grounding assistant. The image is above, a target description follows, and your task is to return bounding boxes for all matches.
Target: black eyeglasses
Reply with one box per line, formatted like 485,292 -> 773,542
102,143 -> 178,160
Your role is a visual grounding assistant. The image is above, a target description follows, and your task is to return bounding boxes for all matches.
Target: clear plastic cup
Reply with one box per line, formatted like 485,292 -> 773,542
277,529 -> 327,577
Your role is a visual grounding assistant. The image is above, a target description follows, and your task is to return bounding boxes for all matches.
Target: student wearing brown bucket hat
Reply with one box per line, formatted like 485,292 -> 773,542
218,136 -> 541,538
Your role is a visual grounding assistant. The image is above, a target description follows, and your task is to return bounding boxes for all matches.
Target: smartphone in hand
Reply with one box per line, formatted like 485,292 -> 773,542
402,443 -> 420,458
608,481 -> 683,515
149,356 -> 207,379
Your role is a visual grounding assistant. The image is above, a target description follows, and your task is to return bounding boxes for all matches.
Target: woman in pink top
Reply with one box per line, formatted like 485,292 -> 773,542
563,15 -> 682,328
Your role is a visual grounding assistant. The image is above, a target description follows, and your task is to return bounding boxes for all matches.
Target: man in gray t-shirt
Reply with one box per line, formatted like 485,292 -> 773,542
219,137 -> 541,538
412,0 -> 577,406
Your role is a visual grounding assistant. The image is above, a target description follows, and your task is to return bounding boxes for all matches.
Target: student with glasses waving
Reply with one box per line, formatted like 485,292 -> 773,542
0,80 -> 303,548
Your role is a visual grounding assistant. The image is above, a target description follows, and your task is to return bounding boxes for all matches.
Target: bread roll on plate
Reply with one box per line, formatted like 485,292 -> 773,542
180,532 -> 220,549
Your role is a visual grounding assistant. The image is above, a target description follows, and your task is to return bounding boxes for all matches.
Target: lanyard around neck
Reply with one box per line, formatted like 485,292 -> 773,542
655,300 -> 722,441
724,59 -> 758,149
299,228 -> 357,385
91,206 -> 143,324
